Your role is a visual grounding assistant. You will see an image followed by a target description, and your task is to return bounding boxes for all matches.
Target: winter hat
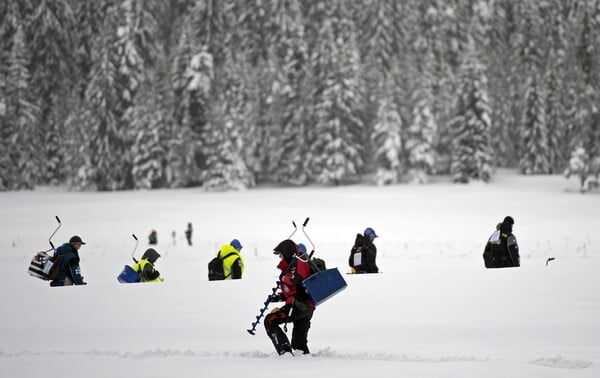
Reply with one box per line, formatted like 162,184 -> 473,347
142,248 -> 161,263
69,235 -> 86,245
500,217 -> 514,234
230,239 -> 243,250
298,243 -> 307,254
364,227 -> 378,239
273,239 -> 297,263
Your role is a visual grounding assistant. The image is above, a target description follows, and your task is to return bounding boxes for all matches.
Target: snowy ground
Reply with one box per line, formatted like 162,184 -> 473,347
1,170 -> 599,378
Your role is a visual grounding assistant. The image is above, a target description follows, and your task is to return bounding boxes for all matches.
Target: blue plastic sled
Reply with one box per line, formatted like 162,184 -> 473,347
302,267 -> 347,306
117,265 -> 140,283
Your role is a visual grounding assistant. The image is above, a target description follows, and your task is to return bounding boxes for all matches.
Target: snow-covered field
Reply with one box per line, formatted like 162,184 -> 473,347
1,170 -> 598,378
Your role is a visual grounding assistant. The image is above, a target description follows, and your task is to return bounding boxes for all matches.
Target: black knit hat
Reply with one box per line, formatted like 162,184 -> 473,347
273,239 -> 297,263
503,216 -> 514,225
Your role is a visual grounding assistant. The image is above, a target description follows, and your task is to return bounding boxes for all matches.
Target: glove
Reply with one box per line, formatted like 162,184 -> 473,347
281,304 -> 292,317
269,294 -> 282,302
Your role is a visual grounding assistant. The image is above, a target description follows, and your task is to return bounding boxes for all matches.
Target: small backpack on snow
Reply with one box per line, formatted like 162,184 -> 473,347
208,252 -> 237,281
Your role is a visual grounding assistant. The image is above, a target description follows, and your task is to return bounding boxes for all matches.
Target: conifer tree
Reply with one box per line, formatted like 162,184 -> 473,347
3,25 -> 40,189
450,39 -> 492,183
518,3 -> 551,174
270,0 -> 310,185
406,79 -> 437,184
29,0 -> 77,183
307,1 -> 364,184
202,62 -> 254,191
372,98 -> 403,185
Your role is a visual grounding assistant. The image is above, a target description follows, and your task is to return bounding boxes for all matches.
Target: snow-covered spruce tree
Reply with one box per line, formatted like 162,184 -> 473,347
3,25 -> 41,190
518,3 -> 551,175
71,8 -> 121,191
405,77 -> 436,184
372,97 -> 403,185
565,104 -> 600,193
565,146 -> 600,193
201,62 -> 254,191
126,84 -> 168,189
543,0 -> 568,172
450,39 -> 492,184
487,1 -> 521,168
357,0 -> 406,185
68,0 -> 162,190
170,44 -> 213,187
29,0 -> 78,184
168,16 -> 199,188
0,79 -> 6,189
201,117 -> 254,191
307,1 -> 364,185
519,75 -> 551,174
544,52 -> 565,174
270,0 -> 311,185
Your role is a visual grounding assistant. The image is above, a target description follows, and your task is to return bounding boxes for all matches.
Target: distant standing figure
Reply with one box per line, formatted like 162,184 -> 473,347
483,216 -> 520,268
171,230 -> 176,246
185,223 -> 193,246
148,230 -> 157,245
348,227 -> 379,273
50,235 -> 87,287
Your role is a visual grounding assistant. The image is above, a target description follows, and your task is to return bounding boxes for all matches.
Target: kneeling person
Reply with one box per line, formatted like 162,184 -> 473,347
134,248 -> 163,282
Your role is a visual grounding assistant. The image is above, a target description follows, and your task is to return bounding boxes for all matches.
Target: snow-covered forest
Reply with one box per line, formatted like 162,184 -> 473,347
1,0 -> 599,191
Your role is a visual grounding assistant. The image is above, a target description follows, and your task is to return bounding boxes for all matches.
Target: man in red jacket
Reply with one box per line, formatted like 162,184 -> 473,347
264,239 -> 314,355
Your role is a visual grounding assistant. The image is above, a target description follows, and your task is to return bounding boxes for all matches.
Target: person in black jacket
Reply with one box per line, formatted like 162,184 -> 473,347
349,227 -> 379,273
50,235 -> 87,286
483,216 -> 520,268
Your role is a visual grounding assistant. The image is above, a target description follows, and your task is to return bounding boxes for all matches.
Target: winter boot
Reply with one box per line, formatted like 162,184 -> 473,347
266,328 -> 293,356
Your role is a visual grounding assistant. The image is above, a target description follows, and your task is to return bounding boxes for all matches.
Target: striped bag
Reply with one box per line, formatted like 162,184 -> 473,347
28,251 -> 54,280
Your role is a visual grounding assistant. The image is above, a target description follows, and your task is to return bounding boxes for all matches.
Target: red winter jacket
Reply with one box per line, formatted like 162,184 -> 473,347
274,239 -> 313,306
277,258 -> 312,305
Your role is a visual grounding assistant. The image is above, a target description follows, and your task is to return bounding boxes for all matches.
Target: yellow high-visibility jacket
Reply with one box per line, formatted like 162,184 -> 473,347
218,244 -> 244,279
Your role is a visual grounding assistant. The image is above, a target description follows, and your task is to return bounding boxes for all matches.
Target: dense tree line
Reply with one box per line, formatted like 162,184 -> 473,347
1,0 -> 599,191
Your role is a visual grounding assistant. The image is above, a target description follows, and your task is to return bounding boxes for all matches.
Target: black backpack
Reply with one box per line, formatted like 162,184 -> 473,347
308,257 -> 326,275
208,252 -> 237,281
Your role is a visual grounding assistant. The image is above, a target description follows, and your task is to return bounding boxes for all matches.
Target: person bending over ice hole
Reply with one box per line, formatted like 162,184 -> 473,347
50,235 -> 87,287
133,248 -> 164,282
265,239 -> 314,355
483,216 -> 520,268
348,227 -> 379,273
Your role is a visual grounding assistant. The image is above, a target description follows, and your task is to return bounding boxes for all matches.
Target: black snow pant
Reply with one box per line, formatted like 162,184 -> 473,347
264,302 -> 314,355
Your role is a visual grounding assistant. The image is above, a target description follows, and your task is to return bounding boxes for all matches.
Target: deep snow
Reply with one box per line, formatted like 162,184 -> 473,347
1,170 -> 599,378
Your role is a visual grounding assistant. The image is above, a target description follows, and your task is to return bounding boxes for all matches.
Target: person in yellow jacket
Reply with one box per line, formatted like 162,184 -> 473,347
219,239 -> 244,279
133,248 -> 164,282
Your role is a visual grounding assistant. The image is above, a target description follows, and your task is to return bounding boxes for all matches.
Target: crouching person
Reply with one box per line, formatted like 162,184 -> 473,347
133,248 -> 164,282
50,235 -> 87,287
483,216 -> 520,268
264,239 -> 314,355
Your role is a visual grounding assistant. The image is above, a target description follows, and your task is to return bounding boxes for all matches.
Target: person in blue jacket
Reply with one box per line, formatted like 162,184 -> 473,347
50,235 -> 87,286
